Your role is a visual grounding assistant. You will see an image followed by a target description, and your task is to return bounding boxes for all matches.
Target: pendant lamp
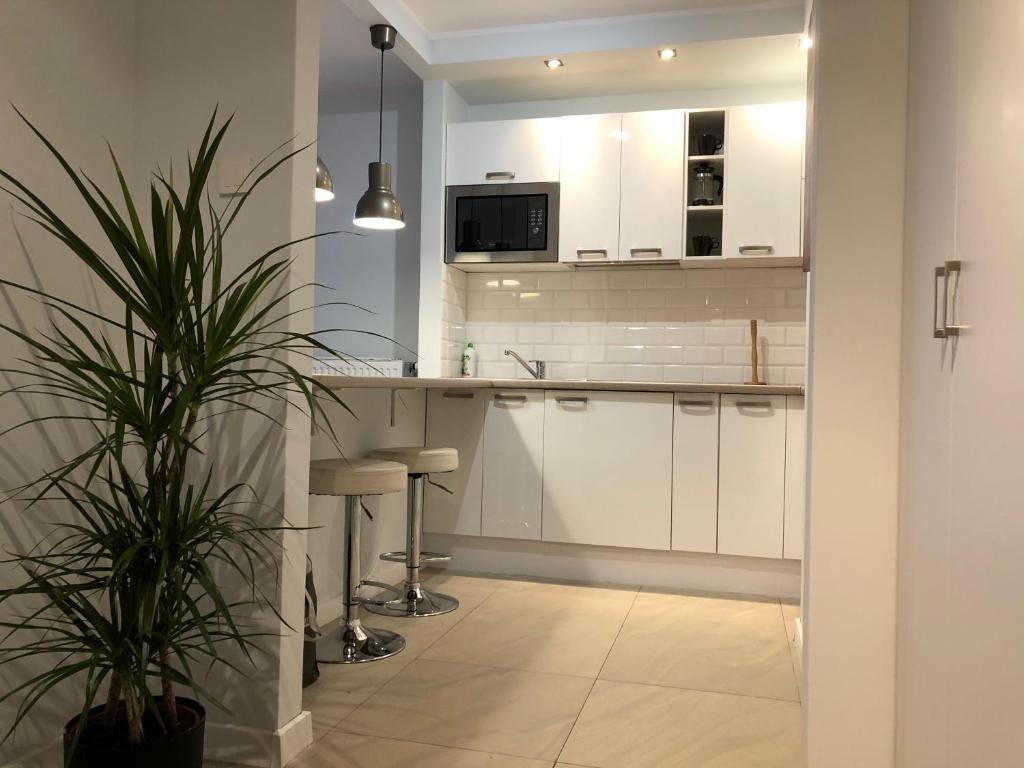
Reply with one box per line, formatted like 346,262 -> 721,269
315,155 -> 334,202
353,24 -> 405,230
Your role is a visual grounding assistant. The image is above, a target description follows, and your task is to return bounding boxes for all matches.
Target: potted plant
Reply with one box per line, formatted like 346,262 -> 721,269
0,110 -> 346,767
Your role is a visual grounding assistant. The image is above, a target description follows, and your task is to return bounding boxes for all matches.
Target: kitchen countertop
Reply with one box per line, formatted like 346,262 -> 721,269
315,375 -> 803,396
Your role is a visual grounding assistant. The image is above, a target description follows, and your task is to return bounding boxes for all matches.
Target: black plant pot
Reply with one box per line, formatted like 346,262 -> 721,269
63,696 -> 205,768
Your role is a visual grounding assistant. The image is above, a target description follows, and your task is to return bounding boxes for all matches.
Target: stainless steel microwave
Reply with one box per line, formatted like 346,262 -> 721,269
445,182 -> 559,264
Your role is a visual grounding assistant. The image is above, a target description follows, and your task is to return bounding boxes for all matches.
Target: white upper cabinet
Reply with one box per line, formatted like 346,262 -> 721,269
619,109 -> 686,262
558,113 -> 622,263
446,118 -> 562,186
481,390 -> 544,540
424,390 -> 486,536
717,394 -> 787,558
722,103 -> 805,260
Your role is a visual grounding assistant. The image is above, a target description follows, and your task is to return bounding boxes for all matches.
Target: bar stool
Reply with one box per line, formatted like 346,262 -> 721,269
309,458 -> 408,663
363,446 -> 460,618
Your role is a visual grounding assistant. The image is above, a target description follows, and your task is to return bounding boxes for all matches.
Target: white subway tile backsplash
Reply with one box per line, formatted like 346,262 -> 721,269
704,326 -> 746,346
683,346 -> 724,365
450,267 -> 806,385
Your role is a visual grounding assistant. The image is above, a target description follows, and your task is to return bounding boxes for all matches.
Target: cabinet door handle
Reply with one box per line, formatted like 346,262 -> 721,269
630,247 -> 663,258
576,248 -> 608,260
485,171 -> 515,181
942,260 -> 962,337
494,394 -> 527,403
738,245 -> 775,255
442,391 -> 475,399
555,395 -> 589,405
679,399 -> 715,407
933,265 -> 947,339
735,400 -> 773,408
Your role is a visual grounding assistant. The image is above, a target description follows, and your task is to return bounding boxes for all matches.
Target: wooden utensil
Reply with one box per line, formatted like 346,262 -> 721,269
746,319 -> 765,385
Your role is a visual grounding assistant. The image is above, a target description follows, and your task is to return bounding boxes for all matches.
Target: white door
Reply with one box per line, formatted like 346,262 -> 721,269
671,395 -> 720,553
618,109 -> 686,262
558,113 -> 622,263
717,394 -> 786,558
446,118 -> 562,186
782,396 -> 805,560
424,389 -> 486,536
542,391 -> 672,550
722,103 -> 805,260
931,1 -> 1024,764
481,390 -> 544,540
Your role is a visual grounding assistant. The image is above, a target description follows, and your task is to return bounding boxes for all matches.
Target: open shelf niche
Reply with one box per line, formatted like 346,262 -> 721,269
685,110 -> 726,258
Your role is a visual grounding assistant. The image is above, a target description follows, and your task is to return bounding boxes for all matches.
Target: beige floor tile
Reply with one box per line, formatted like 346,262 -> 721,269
421,581 -> 637,677
600,592 -> 798,701
302,648 -> 411,730
289,731 -> 554,767
339,658 -> 593,760
780,602 -> 800,643
559,680 -> 800,768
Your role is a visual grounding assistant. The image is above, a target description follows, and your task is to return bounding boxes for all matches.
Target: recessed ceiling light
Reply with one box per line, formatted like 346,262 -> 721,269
544,58 -> 564,70
657,48 -> 677,61
798,34 -> 814,50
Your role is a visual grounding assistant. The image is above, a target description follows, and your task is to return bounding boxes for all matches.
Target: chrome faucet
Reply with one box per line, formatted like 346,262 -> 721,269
504,349 -> 546,380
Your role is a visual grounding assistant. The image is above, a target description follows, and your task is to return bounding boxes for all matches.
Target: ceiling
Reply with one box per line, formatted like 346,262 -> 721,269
319,0 -> 420,95
442,34 -> 807,104
323,0 -> 807,104
402,0 -> 775,35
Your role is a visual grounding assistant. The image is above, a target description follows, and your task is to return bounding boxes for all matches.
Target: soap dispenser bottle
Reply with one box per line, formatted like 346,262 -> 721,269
461,342 -> 477,378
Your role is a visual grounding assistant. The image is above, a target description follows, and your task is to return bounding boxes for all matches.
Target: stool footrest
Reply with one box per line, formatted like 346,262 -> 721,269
379,550 -> 452,565
354,580 -> 402,607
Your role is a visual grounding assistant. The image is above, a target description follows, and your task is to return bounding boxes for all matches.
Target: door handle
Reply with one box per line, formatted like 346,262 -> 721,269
629,247 -> 663,258
494,394 -> 527,403
576,248 -> 609,260
485,171 -> 515,181
735,400 -> 773,409
738,245 -> 775,255
679,399 -> 715,407
442,391 -> 475,399
934,260 -> 963,338
933,265 -> 947,338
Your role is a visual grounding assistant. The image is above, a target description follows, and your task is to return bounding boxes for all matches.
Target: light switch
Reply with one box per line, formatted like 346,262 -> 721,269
219,157 -> 252,196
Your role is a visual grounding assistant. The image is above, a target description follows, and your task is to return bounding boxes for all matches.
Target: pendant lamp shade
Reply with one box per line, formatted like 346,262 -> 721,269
315,155 -> 334,202
354,24 -> 405,230
354,161 -> 404,229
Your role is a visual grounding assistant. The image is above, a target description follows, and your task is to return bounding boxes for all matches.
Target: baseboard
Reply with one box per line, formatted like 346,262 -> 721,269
424,534 -> 802,599
203,709 -> 313,768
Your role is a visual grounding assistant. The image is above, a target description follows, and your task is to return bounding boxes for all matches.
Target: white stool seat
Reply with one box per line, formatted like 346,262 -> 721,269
309,458 -> 408,497
367,446 -> 458,475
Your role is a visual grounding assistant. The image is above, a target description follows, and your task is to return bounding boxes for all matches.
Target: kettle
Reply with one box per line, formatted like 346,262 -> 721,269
691,163 -> 724,206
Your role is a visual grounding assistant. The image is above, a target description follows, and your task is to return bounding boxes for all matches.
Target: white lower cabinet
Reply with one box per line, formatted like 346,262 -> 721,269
424,390 -> 486,536
717,394 -> 787,558
671,395 -> 720,553
783,396 -> 806,559
481,391 -> 544,540
542,391 -> 672,550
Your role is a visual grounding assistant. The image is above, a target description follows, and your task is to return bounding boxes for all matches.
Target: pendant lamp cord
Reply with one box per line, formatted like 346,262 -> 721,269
377,47 -> 384,162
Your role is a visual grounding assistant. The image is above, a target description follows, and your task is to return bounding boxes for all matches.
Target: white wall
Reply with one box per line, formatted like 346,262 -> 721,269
802,0 -> 908,766
315,85 -> 423,363
0,2 -> 136,762
0,2 -> 320,765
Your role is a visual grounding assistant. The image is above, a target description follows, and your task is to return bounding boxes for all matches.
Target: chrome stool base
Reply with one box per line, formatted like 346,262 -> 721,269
364,584 -> 459,618
317,622 -> 405,664
379,550 -> 452,565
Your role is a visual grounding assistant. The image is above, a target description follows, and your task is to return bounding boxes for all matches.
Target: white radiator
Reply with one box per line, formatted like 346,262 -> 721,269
311,357 -> 404,378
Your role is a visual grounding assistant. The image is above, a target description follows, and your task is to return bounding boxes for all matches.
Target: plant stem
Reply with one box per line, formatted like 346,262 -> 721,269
102,672 -> 122,730
125,693 -> 143,745
160,649 -> 178,733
